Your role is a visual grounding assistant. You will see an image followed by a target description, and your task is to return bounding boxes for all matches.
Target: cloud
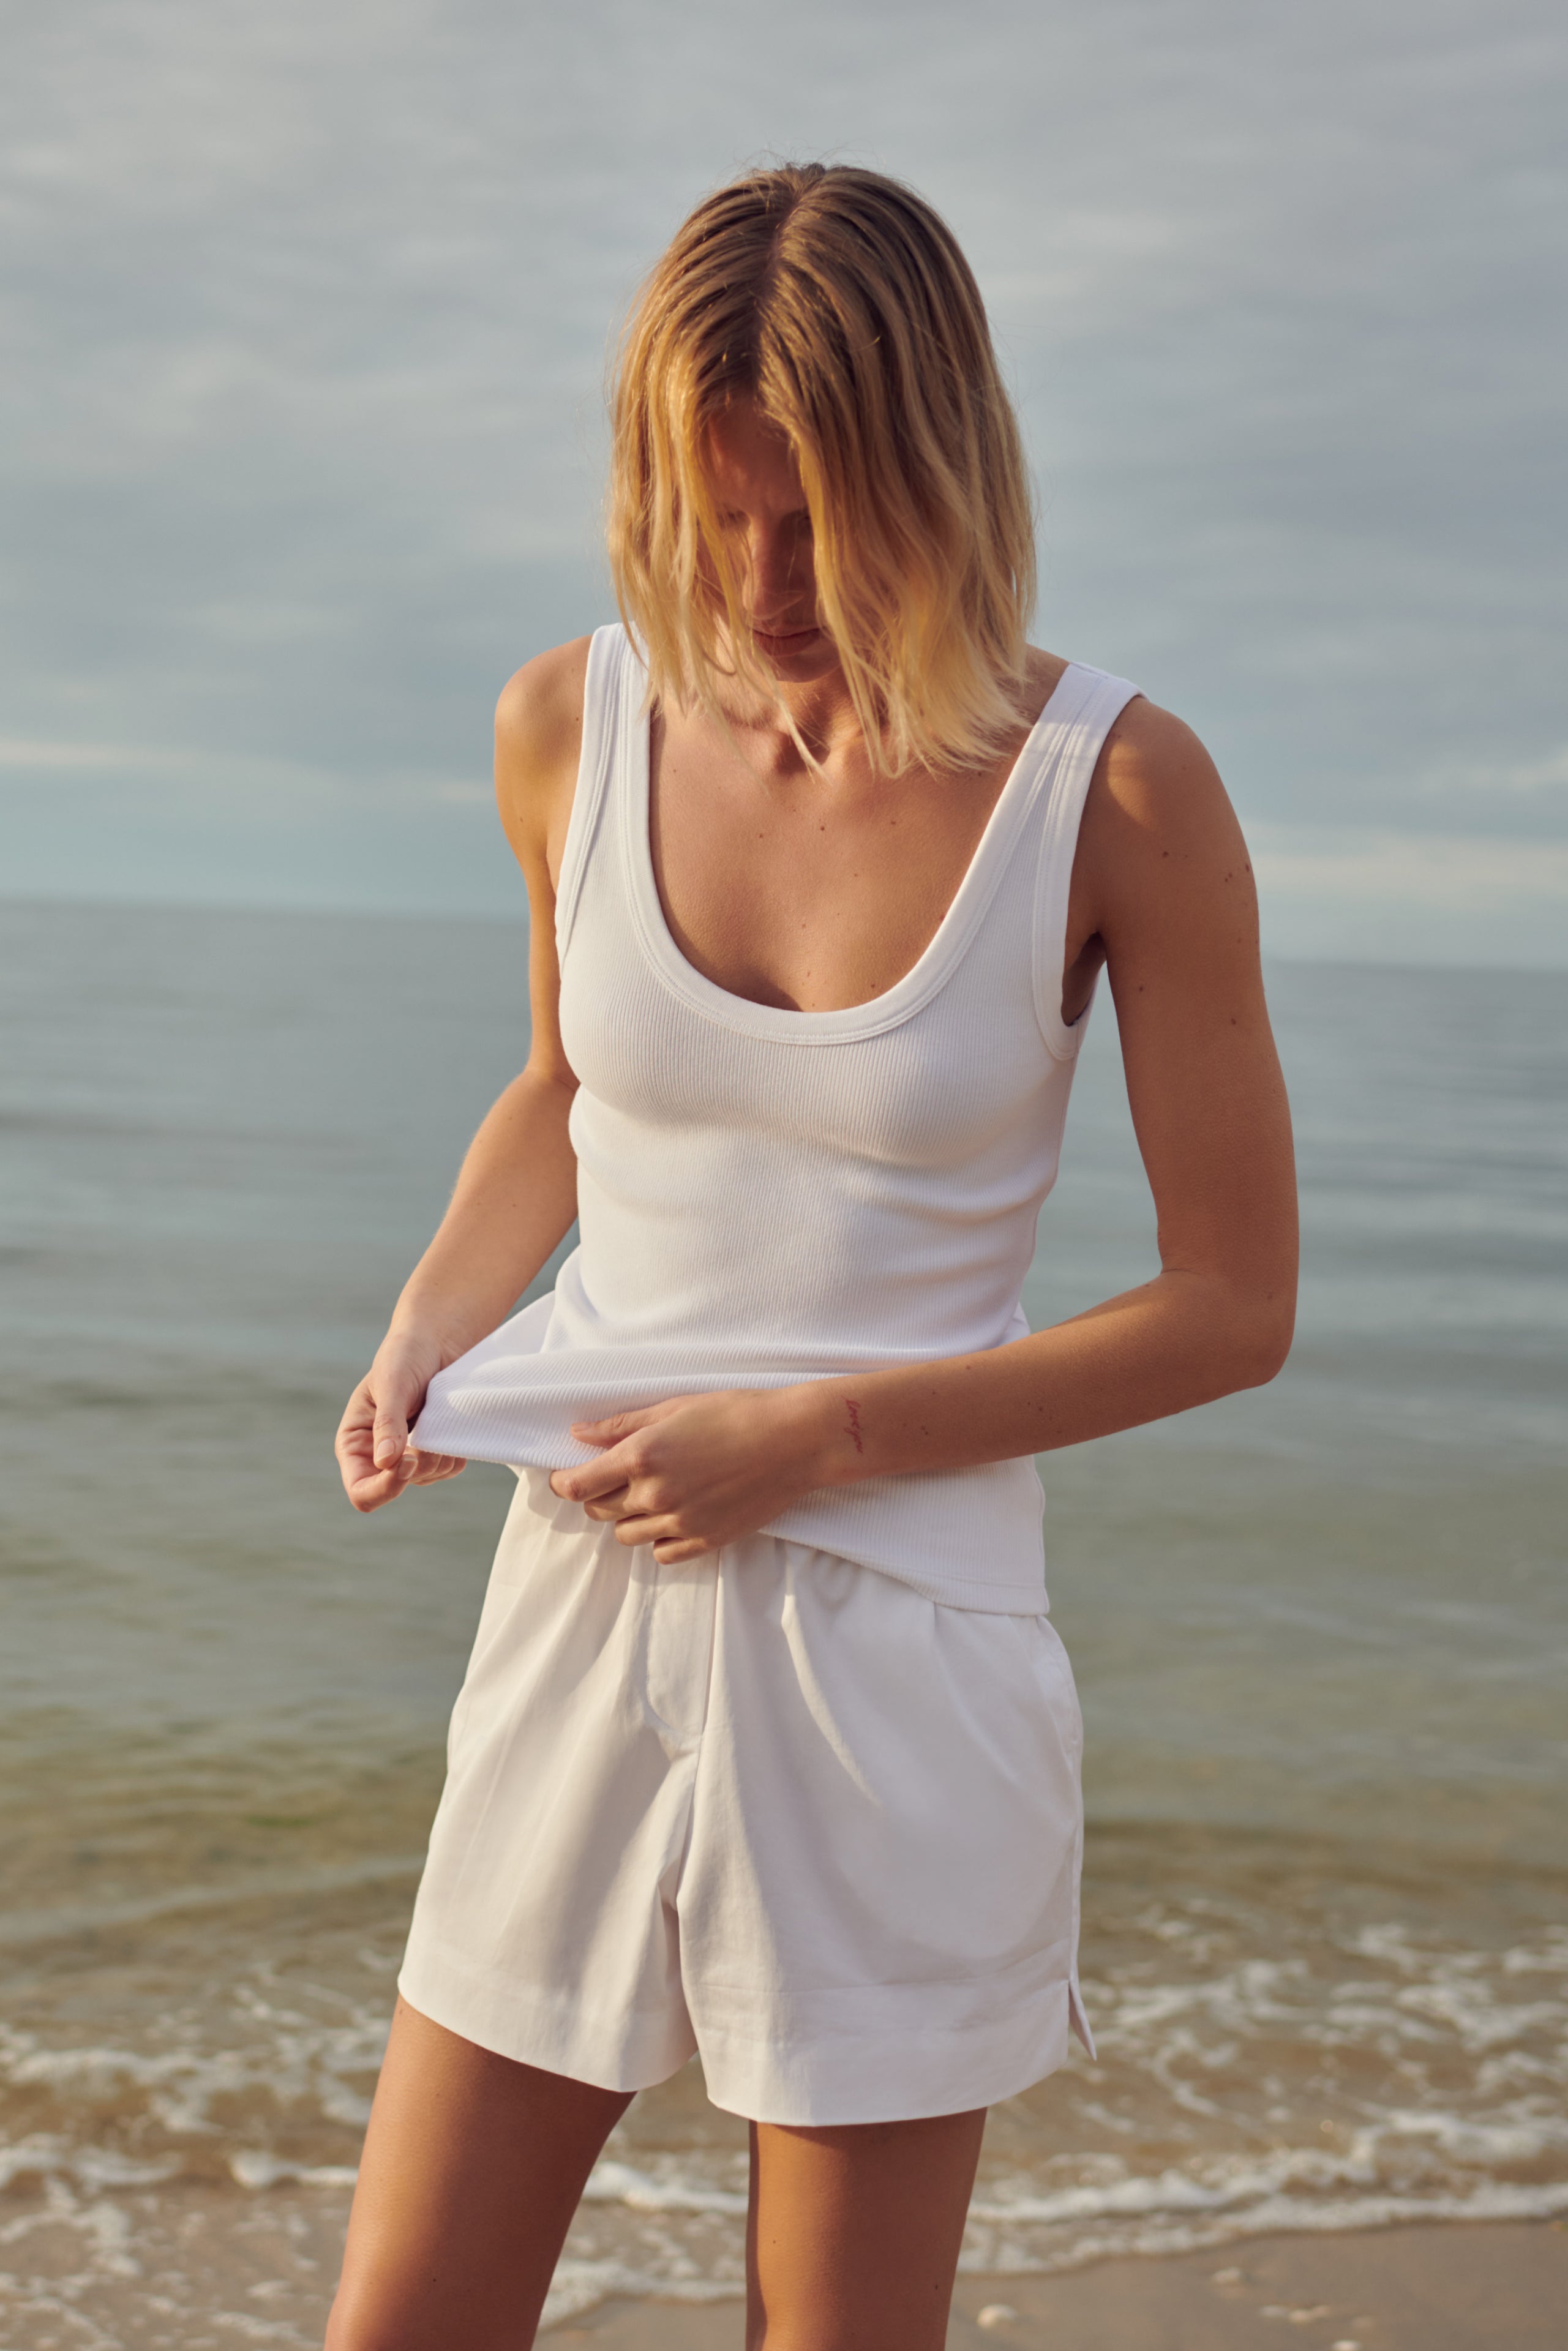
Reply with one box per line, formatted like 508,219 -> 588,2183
2,0 -> 1565,953
1413,744 -> 1568,818
0,739 -> 195,773
1253,823 -> 1568,967
1255,825 -> 1568,905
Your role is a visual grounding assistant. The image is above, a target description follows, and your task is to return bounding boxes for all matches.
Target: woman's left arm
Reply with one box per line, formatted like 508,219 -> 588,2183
554,700 -> 1298,1558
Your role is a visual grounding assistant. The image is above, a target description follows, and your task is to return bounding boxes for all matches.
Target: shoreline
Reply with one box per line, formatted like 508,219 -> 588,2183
3,2183 -> 1563,2345
558,2221 -> 1566,2348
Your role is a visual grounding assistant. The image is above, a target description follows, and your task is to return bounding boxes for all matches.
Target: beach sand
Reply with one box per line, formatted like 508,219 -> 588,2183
561,2223 -> 1566,2350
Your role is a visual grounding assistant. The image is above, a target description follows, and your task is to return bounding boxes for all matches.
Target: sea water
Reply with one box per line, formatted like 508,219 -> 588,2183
2,902 -> 1564,2343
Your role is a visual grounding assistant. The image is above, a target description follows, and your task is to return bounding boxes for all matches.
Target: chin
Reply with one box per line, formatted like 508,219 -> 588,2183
756,625 -> 838,680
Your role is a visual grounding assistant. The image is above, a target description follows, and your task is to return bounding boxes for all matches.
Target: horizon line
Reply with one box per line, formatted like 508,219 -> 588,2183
5,888 -> 1566,982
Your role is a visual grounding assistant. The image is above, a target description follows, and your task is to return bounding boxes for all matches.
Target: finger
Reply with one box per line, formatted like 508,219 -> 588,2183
653,1535 -> 714,1564
336,1427 -> 378,1488
337,1424 -> 384,1500
568,1397 -> 692,1444
407,1452 -> 467,1485
581,1487 -> 632,1521
550,1444 -> 642,1504
568,1406 -> 661,1444
612,1513 -> 708,1556
343,1463 -> 410,1514
353,1447 -> 421,1504
334,1379 -> 377,1471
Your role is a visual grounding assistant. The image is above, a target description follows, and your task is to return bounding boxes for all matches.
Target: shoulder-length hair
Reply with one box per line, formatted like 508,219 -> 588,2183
607,163 -> 1037,776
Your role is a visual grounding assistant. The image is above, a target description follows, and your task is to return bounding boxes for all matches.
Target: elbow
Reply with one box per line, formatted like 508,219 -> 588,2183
1185,1264 -> 1296,1395
1235,1291 -> 1296,1389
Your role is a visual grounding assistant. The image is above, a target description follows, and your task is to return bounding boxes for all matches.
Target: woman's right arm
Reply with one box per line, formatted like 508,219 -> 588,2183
334,637 -> 593,1513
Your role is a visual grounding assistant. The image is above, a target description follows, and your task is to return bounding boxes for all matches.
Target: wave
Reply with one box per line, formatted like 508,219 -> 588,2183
2,1899 -> 1564,2333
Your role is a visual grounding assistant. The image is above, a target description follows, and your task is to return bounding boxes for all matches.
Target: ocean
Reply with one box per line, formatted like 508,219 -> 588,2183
2,899 -> 1564,2345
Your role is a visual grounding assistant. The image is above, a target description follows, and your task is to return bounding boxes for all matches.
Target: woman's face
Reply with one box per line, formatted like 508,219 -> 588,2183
703,396 -> 839,686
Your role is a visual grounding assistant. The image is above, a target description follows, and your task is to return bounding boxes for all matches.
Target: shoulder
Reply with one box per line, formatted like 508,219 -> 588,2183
1095,692 -> 1225,823
1022,646 -> 1220,825
495,635 -> 593,767
494,636 -> 595,883
1076,689 -> 1254,939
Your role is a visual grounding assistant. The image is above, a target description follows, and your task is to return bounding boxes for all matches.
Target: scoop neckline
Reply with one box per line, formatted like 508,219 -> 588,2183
623,658 -> 1093,1044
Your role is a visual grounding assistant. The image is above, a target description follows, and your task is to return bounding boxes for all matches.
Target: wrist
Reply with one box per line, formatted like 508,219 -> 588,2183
382,1305 -> 473,1374
773,1380 -> 870,1491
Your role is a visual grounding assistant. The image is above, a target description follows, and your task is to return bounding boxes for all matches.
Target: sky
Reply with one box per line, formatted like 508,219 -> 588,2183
3,0 -> 1565,965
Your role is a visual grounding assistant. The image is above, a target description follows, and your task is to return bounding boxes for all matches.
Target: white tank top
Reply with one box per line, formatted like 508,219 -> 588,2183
414,624 -> 1139,1611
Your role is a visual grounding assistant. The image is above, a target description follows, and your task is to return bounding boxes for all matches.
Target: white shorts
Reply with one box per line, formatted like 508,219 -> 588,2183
398,1472 -> 1092,2127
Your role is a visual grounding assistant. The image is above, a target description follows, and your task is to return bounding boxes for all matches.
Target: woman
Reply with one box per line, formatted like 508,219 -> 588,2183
328,163 -> 1296,2350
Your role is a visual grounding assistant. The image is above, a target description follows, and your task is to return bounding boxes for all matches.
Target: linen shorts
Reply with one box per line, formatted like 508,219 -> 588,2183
398,1471 -> 1092,2127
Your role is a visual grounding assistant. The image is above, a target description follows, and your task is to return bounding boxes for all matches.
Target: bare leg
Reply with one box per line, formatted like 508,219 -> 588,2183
745,2107 -> 987,2351
325,1997 -> 632,2351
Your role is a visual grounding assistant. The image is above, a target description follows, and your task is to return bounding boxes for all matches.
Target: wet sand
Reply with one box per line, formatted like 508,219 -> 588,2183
563,2223 -> 1566,2350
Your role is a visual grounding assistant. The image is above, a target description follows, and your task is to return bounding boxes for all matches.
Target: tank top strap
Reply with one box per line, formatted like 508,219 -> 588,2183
555,624 -> 641,966
1027,664 -> 1141,1059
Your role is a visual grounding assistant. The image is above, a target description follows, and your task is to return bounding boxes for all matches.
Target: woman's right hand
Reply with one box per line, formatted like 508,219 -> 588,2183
334,1332 -> 468,1514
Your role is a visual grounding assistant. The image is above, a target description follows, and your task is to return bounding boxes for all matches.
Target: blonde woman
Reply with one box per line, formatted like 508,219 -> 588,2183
328,164 -> 1297,2350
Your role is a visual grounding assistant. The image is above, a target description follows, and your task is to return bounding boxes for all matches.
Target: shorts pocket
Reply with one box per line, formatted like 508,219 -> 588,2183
1007,1614 -> 1084,1759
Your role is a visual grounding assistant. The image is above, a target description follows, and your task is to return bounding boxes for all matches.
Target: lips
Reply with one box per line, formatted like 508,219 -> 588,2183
752,621 -> 822,653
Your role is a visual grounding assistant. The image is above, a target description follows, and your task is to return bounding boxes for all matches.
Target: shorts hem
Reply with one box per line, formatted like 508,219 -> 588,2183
396,1948 -> 697,2098
401,1946 -> 1089,2127
696,1978 -> 1081,2126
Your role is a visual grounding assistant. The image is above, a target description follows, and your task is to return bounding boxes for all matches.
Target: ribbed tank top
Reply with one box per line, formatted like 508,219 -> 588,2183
413,624 -> 1139,1611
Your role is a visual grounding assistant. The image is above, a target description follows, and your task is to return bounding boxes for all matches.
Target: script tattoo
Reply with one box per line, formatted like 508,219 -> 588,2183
844,1398 -> 865,1455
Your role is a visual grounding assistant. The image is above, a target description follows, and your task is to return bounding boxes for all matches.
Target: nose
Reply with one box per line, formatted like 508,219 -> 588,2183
747,520 -> 813,624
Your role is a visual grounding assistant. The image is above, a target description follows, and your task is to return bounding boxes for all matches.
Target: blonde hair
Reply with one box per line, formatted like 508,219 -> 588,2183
607,163 -> 1037,776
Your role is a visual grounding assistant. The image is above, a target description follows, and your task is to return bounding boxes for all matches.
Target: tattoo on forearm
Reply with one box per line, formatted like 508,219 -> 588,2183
844,1398 -> 864,1455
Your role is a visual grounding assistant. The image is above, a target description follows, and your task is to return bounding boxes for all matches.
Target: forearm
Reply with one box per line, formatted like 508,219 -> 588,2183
388,1066 -> 579,1362
795,1267 -> 1294,1488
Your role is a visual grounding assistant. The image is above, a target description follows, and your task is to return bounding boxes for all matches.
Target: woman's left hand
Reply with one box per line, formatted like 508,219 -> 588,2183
548,1387 -> 835,1562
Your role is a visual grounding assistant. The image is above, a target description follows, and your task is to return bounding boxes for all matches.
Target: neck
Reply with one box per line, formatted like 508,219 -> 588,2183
715,643 -> 876,779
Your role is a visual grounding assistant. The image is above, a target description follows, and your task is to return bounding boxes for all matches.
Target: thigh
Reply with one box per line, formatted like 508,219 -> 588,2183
326,1997 -> 632,2351
745,2107 -> 987,2351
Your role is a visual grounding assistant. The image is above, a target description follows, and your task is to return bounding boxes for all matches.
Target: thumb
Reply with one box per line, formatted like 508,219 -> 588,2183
372,1397 -> 411,1469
